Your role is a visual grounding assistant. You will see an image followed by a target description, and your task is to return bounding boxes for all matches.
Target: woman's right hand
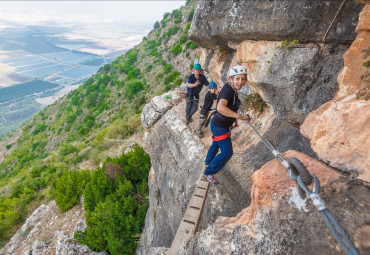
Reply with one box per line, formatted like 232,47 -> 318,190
238,114 -> 251,121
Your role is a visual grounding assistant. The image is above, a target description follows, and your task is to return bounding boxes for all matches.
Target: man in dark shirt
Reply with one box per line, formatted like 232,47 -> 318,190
195,82 -> 218,137
186,63 -> 209,125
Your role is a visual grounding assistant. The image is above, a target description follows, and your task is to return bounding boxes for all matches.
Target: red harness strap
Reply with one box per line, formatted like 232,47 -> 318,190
212,132 -> 231,141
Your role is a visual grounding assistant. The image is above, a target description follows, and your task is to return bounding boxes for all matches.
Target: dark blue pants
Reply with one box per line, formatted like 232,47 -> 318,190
185,97 -> 199,122
203,121 -> 233,175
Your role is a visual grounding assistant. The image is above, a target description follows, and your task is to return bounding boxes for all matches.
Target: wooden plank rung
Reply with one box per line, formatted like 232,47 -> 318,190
190,206 -> 200,210
183,219 -> 196,225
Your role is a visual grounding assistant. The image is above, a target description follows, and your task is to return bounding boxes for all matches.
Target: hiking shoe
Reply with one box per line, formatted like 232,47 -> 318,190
203,174 -> 219,184
194,130 -> 204,138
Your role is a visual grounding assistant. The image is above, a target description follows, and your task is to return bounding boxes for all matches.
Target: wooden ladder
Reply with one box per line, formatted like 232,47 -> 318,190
168,176 -> 210,255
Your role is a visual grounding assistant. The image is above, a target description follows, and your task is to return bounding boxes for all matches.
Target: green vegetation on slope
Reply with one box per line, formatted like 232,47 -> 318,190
0,0 -> 198,250
75,144 -> 150,254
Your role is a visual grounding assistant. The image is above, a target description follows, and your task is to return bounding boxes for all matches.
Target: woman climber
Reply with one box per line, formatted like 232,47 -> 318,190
203,65 -> 251,184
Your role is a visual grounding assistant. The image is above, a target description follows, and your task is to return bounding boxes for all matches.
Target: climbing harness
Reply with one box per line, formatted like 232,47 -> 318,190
239,108 -> 359,255
211,132 -> 230,141
204,110 -> 216,127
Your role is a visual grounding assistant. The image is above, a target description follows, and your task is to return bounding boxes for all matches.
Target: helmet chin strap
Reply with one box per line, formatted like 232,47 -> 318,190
232,76 -> 238,91
231,76 -> 236,105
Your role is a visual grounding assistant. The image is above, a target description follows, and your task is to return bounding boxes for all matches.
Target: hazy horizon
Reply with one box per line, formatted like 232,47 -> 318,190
0,1 -> 186,47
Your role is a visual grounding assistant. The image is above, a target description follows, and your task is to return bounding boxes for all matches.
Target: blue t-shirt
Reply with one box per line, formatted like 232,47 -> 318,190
186,74 -> 209,99
211,83 -> 240,129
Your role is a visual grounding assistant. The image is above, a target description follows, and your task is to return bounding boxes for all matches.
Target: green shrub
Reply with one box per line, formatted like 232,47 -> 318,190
171,44 -> 182,56
32,124 -> 47,135
242,93 -> 268,114
188,9 -> 194,21
156,73 -> 163,80
279,40 -> 299,51
167,25 -> 179,37
76,145 -> 150,254
59,143 -> 78,157
163,12 -> 170,20
163,64 -> 173,74
172,9 -> 182,19
186,41 -> 198,50
165,84 -> 171,91
173,77 -> 182,87
153,21 -> 160,29
125,80 -> 144,99
53,170 -> 91,212
127,67 -> 141,80
179,35 -> 187,44
5,144 -> 12,150
161,19 -> 168,28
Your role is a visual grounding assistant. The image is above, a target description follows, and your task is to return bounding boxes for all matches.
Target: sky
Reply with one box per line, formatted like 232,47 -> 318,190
0,1 -> 186,28
0,1 -> 186,51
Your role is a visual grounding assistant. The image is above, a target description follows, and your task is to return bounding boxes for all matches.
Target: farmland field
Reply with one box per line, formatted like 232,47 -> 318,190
0,80 -> 59,103
0,24 -> 123,137
17,62 -> 58,72
56,44 -> 90,50
0,66 -> 33,87
41,51 -> 93,65
9,59 -> 49,68
22,64 -> 69,78
58,65 -> 99,79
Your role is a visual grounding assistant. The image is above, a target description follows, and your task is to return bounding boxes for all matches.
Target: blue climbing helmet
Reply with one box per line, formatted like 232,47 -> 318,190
194,63 -> 201,70
209,82 -> 217,89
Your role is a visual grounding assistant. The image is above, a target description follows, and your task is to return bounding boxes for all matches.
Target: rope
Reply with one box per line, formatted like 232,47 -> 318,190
322,0 -> 347,43
321,210 -> 359,255
296,175 -> 359,255
238,107 -> 359,255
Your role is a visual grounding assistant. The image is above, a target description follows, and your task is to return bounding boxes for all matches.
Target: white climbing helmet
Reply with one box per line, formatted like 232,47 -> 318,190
229,65 -> 247,77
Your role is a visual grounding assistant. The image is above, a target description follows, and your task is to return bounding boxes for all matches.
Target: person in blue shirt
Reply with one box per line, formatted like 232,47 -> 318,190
203,65 -> 251,184
186,63 -> 209,125
195,82 -> 218,138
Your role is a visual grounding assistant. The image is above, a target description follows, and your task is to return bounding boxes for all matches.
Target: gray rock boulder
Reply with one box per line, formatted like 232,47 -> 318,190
189,0 -> 364,49
141,91 -> 185,128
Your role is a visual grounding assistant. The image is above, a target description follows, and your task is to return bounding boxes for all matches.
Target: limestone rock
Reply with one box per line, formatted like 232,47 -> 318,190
301,96 -> 370,179
0,201 -> 103,255
336,6 -> 370,99
200,40 -> 348,125
138,87 -> 317,254
181,151 -> 370,254
30,240 -> 48,255
301,5 -> 370,179
137,98 -> 251,254
236,40 -> 349,125
56,231 -> 108,255
141,91 -> 185,128
189,0 -> 364,50
124,142 -> 136,154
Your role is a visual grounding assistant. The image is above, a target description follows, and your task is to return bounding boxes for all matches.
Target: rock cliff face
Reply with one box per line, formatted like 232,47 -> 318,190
301,4 -> 370,181
138,1 -> 369,255
189,0 -> 363,49
1,201 -> 107,255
